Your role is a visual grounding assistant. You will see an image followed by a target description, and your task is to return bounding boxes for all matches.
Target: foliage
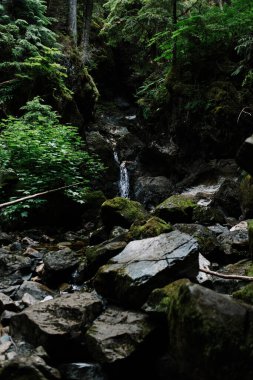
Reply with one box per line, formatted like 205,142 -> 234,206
0,97 -> 104,221
0,0 -> 71,112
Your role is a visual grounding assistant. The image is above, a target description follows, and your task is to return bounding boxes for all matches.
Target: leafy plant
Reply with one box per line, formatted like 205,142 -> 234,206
0,97 -> 104,221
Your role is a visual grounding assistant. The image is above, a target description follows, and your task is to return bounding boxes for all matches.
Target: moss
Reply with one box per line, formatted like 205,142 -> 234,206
128,217 -> 173,240
155,195 -> 197,223
192,205 -> 225,225
101,197 -> 147,228
232,283 -> 253,305
248,220 -> 253,259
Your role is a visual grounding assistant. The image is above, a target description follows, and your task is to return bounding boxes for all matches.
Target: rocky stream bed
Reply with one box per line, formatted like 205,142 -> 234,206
1,159 -> 253,380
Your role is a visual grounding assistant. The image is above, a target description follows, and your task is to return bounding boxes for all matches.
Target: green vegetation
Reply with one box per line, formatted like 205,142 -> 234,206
0,97 -> 104,221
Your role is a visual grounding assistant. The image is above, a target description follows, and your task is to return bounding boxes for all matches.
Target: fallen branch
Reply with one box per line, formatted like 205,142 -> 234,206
199,268 -> 253,281
0,182 -> 84,209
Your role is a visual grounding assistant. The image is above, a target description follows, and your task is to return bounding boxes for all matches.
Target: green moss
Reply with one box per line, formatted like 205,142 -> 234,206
101,197 -> 147,228
129,217 -> 172,240
192,205 -> 225,225
232,283 -> 253,305
155,195 -> 197,223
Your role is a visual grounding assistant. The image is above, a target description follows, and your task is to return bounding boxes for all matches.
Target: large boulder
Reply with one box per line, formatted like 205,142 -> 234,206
144,279 -> 253,380
212,178 -> 241,218
10,292 -> 103,360
128,217 -> 173,240
217,229 -> 249,261
155,195 -> 197,223
101,197 -> 147,229
94,231 -> 199,307
134,176 -> 173,207
236,134 -> 253,177
85,306 -> 155,363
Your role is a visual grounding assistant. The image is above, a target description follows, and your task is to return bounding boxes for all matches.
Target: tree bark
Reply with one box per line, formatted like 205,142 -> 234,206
172,0 -> 177,65
81,0 -> 94,64
69,0 -> 77,44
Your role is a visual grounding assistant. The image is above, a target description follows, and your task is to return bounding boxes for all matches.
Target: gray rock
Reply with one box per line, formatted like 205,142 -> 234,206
212,178 -> 241,218
236,134 -> 253,176
1,310 -> 17,326
217,229 -> 249,260
0,293 -> 18,313
0,355 -> 61,380
15,281 -> 54,302
85,307 -> 155,363
0,253 -> 33,292
10,292 -> 103,359
43,248 -> 81,285
94,231 -> 199,307
134,176 -> 173,207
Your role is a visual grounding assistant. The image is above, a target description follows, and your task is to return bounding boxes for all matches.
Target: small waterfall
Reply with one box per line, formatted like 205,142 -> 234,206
113,150 -> 130,198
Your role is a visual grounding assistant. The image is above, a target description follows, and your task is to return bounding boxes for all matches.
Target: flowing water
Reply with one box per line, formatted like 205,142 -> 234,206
113,150 -> 130,198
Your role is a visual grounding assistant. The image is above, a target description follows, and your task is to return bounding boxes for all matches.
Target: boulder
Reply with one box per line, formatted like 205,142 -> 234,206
217,229 -> 249,261
128,217 -> 173,240
94,231 -> 199,307
0,293 -> 18,313
134,176 -> 173,206
173,223 -> 221,259
212,178 -> 241,218
144,279 -> 253,380
10,292 -> 103,359
192,204 -> 225,225
240,175 -> 253,218
59,362 -> 106,380
236,134 -> 253,177
43,248 -> 81,285
101,197 -> 147,229
14,281 -> 54,302
85,306 -> 155,363
155,195 -> 196,223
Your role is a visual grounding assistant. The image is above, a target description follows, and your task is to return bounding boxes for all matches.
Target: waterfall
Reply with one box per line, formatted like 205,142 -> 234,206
113,150 -> 130,198
69,0 -> 77,44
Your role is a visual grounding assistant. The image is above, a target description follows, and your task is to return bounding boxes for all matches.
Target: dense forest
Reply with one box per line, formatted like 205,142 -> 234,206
0,1 -> 253,379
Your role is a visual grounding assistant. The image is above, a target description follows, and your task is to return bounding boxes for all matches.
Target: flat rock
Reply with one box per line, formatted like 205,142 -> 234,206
10,292 -> 103,359
217,229 -> 249,261
0,293 -> 18,313
94,231 -> 199,307
59,362 -> 106,380
85,307 -> 155,363
14,281 -> 54,302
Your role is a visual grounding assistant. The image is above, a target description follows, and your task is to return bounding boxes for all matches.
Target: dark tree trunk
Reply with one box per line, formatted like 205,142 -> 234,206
69,0 -> 77,44
81,0 -> 94,64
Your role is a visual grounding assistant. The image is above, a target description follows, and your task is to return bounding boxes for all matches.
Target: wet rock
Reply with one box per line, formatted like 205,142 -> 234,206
144,279 -> 253,380
155,195 -> 196,223
101,197 -> 147,229
239,175 -> 253,218
0,253 -> 33,292
129,217 -> 173,240
109,226 -> 128,239
85,307 -> 155,363
94,231 -> 199,307
0,232 -> 13,245
173,223 -> 221,259
217,229 -> 249,261
10,242 -> 22,252
208,223 -> 229,235
22,293 -> 38,307
192,204 -> 225,225
233,282 -> 253,305
14,281 -> 54,302
134,176 -> 173,207
1,310 -> 17,326
43,248 -> 81,285
236,134 -> 253,177
0,355 -> 61,380
10,292 -> 103,359
59,362 -> 106,380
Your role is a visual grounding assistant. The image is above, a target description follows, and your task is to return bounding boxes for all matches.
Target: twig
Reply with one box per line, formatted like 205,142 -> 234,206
237,107 -> 252,124
199,268 -> 253,281
0,182 -> 84,209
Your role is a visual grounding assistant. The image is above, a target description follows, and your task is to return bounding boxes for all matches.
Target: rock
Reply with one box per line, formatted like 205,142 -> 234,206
217,229 -> 249,261
192,204 -> 225,225
15,281 -> 54,302
0,253 -> 33,293
248,219 -> 253,258
101,197 -> 147,229
239,175 -> 253,218
0,355 -> 61,380
22,293 -> 38,307
1,310 -> 17,326
208,223 -> 229,235
59,362 -> 106,380
43,248 -> 81,285
134,176 -> 173,207
0,232 -> 12,245
85,307 -> 155,363
129,217 -> 173,240
211,178 -> 241,217
0,293 -> 18,313
10,292 -> 103,360
144,279 -> 253,380
173,223 -> 221,259
94,231 -> 199,307
236,134 -> 253,177
109,226 -> 129,239
155,195 -> 197,223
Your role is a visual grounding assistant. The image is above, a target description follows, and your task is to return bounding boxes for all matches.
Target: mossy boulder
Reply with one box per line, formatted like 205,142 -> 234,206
233,283 -> 253,305
101,197 -> 148,228
155,195 -> 197,223
192,204 -> 225,225
129,217 -> 173,240
144,279 -> 253,380
248,219 -> 253,258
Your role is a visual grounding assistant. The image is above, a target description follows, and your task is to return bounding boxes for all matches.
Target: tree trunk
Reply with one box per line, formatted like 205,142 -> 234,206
69,0 -> 77,44
172,0 -> 177,65
81,0 -> 94,64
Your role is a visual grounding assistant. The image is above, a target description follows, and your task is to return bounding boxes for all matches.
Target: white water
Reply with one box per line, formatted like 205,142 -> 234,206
113,151 -> 130,198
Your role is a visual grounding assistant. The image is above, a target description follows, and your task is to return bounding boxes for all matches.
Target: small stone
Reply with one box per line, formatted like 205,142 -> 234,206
22,293 -> 37,307
0,341 -> 12,354
6,351 -> 17,360
1,310 -> 17,326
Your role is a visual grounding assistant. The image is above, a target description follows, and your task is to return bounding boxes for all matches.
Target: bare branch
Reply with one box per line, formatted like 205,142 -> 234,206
237,107 -> 253,124
199,268 -> 253,281
0,182 -> 84,209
